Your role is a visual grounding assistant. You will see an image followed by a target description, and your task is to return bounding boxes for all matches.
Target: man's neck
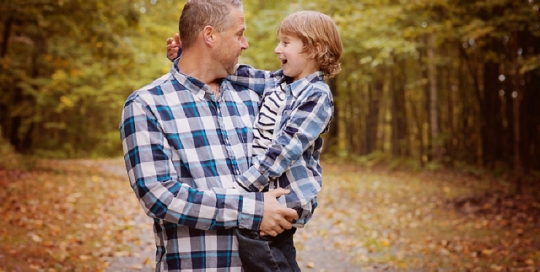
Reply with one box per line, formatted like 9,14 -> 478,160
177,48 -> 221,94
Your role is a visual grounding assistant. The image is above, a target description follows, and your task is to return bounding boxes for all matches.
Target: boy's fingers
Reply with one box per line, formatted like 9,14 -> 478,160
267,188 -> 290,198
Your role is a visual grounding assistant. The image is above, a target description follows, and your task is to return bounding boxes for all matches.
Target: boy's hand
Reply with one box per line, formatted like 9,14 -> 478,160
166,33 -> 181,61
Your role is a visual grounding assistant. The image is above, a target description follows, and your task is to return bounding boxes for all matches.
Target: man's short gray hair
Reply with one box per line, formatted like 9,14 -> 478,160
179,0 -> 243,49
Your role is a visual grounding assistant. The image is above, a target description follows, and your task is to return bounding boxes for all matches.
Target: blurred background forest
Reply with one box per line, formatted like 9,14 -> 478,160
1,0 -> 540,270
1,0 -> 539,180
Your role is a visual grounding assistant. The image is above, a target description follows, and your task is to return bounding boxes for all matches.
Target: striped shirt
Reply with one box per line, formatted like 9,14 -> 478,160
228,67 -> 334,227
119,62 -> 264,271
252,81 -> 287,156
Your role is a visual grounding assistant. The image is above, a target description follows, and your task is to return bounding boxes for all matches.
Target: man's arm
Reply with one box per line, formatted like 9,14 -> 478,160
120,96 -> 297,234
235,86 -> 334,192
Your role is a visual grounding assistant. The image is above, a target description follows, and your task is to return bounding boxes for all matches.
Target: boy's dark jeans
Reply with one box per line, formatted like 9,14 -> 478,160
235,227 -> 301,272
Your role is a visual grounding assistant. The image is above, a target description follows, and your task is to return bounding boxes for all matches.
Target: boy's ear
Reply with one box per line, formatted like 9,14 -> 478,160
313,42 -> 322,58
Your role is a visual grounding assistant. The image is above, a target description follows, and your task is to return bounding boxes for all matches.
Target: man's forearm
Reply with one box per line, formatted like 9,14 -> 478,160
120,98 -> 265,231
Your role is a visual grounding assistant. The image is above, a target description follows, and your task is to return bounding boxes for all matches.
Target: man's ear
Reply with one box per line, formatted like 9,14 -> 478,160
202,26 -> 216,46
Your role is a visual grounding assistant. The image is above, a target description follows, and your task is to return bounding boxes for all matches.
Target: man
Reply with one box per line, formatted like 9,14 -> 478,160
119,0 -> 298,271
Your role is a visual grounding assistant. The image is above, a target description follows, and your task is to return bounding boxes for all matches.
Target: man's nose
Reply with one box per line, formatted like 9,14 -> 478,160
241,37 -> 249,50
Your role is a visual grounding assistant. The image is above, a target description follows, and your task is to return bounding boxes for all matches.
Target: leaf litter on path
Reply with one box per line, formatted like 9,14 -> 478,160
0,159 -> 153,271
1,159 -> 539,271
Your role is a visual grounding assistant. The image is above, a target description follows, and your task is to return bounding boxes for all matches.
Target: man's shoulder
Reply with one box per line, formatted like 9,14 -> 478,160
125,73 -> 178,105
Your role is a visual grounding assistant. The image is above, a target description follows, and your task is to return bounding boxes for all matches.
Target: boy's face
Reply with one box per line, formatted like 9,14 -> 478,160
274,33 -> 319,82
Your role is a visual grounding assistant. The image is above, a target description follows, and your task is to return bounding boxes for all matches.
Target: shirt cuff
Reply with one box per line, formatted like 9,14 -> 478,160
238,166 -> 269,192
238,192 -> 264,231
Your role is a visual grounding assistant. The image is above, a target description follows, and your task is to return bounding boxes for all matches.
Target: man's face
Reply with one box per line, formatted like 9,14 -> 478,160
215,7 -> 249,76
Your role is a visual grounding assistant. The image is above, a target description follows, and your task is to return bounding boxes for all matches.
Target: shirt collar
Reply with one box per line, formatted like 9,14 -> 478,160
170,60 -> 217,101
280,71 -> 325,97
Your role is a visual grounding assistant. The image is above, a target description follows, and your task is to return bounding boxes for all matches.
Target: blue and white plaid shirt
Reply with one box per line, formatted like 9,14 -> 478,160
229,67 -> 334,227
120,62 -> 264,271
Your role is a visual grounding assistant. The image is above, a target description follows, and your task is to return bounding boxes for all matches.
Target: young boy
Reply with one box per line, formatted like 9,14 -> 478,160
167,10 -> 342,272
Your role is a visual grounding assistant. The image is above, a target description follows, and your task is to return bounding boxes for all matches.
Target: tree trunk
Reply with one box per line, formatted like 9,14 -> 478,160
482,61 -> 501,169
510,31 -> 524,193
390,60 -> 408,156
390,67 -> 399,156
324,77 -> 339,153
363,79 -> 381,155
0,15 -> 13,58
0,15 -> 14,145
428,35 -> 440,160
521,34 -> 540,172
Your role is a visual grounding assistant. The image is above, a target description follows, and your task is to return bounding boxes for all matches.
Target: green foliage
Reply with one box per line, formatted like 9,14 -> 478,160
0,0 -> 539,170
0,0 -> 185,158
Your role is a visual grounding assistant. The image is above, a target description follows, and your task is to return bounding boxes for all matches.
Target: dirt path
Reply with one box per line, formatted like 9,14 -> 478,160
3,159 -> 538,271
102,159 -> 369,272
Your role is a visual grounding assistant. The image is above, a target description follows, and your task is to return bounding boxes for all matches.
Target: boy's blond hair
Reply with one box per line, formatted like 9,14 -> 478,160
277,11 -> 342,78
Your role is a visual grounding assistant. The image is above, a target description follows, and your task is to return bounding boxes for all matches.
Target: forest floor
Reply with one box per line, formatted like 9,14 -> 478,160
0,158 -> 539,271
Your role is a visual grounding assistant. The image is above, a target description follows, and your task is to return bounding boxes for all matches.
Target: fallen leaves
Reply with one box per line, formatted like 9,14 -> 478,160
2,158 -> 539,271
0,159 -> 146,271
294,162 -> 540,271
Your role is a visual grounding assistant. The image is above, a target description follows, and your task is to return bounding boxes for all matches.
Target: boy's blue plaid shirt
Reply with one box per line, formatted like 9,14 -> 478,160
120,62 -> 265,271
230,67 -> 334,226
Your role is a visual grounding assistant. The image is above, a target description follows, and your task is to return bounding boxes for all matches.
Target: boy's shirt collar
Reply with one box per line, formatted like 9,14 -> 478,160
279,71 -> 325,97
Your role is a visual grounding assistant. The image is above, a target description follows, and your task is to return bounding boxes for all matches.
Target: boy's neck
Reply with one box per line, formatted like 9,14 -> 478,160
291,68 -> 320,82
291,59 -> 320,82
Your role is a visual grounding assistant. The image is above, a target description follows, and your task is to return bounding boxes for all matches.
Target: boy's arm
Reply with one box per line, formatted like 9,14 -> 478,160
120,97 -> 265,231
226,65 -> 276,95
235,86 -> 334,192
121,96 -> 298,234
166,34 -> 277,95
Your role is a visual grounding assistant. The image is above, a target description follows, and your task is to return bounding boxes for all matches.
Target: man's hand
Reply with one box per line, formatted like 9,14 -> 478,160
166,33 -> 181,61
260,188 -> 299,237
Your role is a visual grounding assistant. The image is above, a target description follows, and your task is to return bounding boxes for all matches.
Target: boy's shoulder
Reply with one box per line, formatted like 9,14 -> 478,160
302,81 -> 333,100
291,72 -> 332,99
